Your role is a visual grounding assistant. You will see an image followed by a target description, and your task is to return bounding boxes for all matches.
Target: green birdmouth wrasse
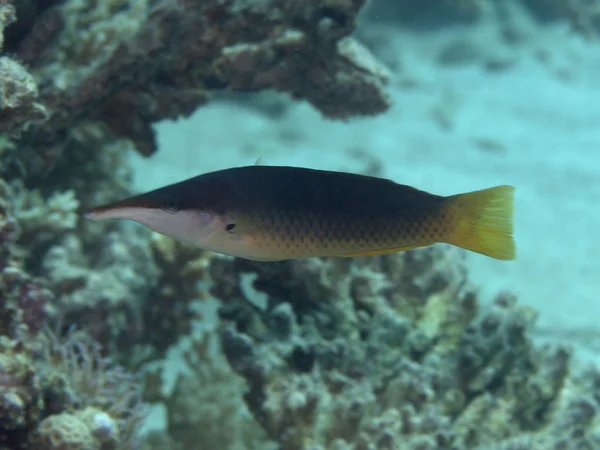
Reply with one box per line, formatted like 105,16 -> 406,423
85,165 -> 516,261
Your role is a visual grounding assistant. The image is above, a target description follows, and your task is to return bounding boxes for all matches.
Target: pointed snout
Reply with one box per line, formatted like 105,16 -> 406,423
85,194 -> 162,222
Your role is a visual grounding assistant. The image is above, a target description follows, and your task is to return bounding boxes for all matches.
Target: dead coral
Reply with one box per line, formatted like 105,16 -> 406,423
0,4 -> 47,137
6,0 -> 389,160
0,179 -> 55,339
39,217 -> 210,367
41,226 -> 160,364
147,333 -> 275,450
142,235 -> 212,356
205,246 -> 599,449
10,181 -> 79,254
0,338 -> 44,450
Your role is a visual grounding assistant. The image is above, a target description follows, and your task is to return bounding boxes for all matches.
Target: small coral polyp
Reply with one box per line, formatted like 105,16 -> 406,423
30,407 -> 120,450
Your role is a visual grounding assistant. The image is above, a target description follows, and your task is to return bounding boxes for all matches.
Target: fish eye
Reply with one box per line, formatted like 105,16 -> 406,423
161,198 -> 179,214
226,223 -> 236,232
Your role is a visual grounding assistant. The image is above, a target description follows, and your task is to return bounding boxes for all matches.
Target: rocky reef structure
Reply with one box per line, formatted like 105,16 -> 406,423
2,0 -> 390,169
0,176 -> 147,450
140,247 -> 600,450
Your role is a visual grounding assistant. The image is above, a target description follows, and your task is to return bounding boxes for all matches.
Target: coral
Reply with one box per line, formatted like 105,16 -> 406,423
136,431 -> 176,450
0,120 -> 146,450
1,115 -> 207,374
4,0 -> 390,160
10,181 -> 80,254
10,121 -> 135,205
0,340 -> 43,449
198,246 -> 600,449
38,223 -> 213,365
147,333 -> 274,450
0,326 -> 146,450
0,263 -> 55,338
2,2 -> 599,450
29,412 -> 100,450
40,226 -> 160,363
141,235 -> 212,356
0,178 -> 18,261
31,406 -> 123,450
0,179 -> 55,339
0,56 -> 48,137
0,3 -> 47,138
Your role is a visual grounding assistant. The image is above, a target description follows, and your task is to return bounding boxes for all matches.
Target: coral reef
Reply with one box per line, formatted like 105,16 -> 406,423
0,178 -> 55,340
32,328 -> 147,449
3,0 -> 390,163
0,113 -> 203,366
142,235 -> 212,357
0,328 -> 147,450
185,246 -> 600,450
0,173 -> 147,450
39,226 -> 211,366
0,3 -> 47,138
142,333 -> 274,450
41,226 -> 159,361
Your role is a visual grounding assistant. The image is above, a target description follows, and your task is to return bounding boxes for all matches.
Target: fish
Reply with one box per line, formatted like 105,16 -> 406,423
85,165 -> 516,261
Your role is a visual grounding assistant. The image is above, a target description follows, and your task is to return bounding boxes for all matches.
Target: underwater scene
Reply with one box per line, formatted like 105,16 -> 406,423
1,0 -> 599,449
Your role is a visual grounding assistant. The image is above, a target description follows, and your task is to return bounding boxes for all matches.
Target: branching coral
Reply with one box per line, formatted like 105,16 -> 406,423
141,235 -> 213,357
199,246 -> 600,449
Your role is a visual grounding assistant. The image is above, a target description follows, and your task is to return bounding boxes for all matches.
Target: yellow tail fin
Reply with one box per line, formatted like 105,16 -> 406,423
445,185 -> 516,260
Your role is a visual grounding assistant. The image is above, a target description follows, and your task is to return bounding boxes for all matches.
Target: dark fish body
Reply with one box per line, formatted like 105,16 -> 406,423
202,166 -> 449,258
87,166 -> 516,261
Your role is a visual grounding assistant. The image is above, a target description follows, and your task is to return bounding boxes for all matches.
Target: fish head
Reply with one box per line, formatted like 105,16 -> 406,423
84,180 -> 237,248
